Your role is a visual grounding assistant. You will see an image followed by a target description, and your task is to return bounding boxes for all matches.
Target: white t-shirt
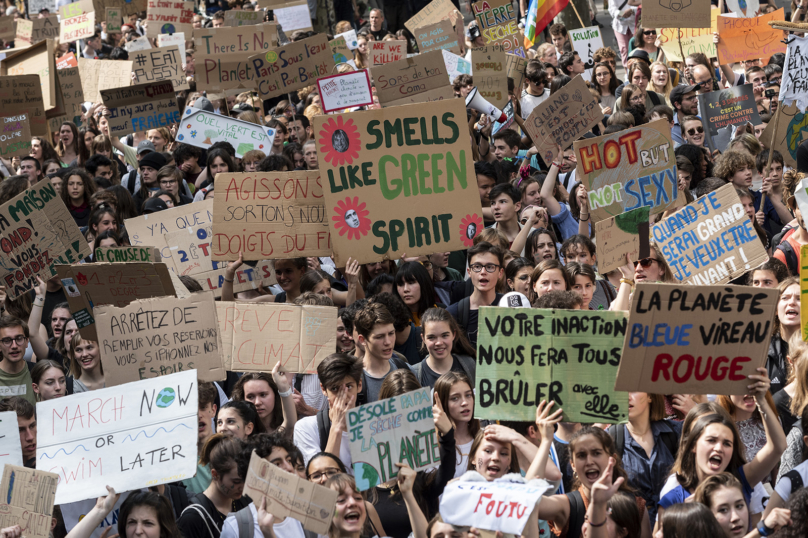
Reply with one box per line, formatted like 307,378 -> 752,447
221,504 -> 307,538
520,88 -> 550,120
455,440 -> 473,478
774,459 -> 808,505
294,415 -> 354,472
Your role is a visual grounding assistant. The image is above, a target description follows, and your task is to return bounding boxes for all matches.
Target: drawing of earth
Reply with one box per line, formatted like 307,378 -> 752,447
156,387 -> 176,408
161,24 -> 176,34
353,462 -> 379,490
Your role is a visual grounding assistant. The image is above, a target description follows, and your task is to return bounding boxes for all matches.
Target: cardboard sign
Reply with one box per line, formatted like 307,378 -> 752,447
329,36 -> 352,64
125,199 -> 214,252
56,262 -> 179,341
697,84 -> 761,152
471,45 -> 508,110
476,306 -> 628,423
313,98 -> 483,265
658,9 -> 719,62
317,69 -> 373,113
506,53 -> 527,95
568,27 -> 604,80
370,40 -> 407,65
211,171 -> 331,261
595,207 -> 651,275
55,66 -> 84,126
0,16 -> 15,42
131,45 -> 189,91
217,302 -> 337,372
641,0 -> 710,28
759,102 -> 808,169
176,108 -> 275,158
347,388 -> 439,489
441,480 -> 554,534
106,7 -> 122,32
125,36 -> 152,52
0,39 -> 57,113
244,450 -> 337,534
95,246 -> 162,263
373,50 -> 453,107
0,411 -> 23,468
274,1 -> 312,32
781,34 -> 808,111
99,0 -> 147,17
157,32 -> 186,48
95,292 -> 225,386
225,9 -> 265,26
37,370 -> 198,504
615,284 -> 778,394
101,81 -> 180,135
576,119 -> 678,223
717,9 -> 786,65
406,0 -> 456,33
0,465 -> 58,538
416,20 -> 461,54
525,75 -> 604,166
145,0 -> 193,38
0,112 -> 31,158
0,75 -> 46,138
249,33 -> 334,99
337,29 -> 358,50
56,52 -> 78,69
191,260 -> 277,298
472,0 -> 524,56
15,15 -> 58,44
79,58 -> 133,103
59,3 -> 95,43
194,23 -> 278,91
443,49 -> 472,82
653,184 -> 769,285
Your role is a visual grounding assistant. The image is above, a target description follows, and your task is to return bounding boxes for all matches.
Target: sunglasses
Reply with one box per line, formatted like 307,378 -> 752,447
686,126 -> 704,136
633,257 -> 658,268
643,30 -> 656,36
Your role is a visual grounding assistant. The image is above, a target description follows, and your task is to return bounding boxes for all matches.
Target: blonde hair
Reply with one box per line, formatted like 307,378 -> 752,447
68,333 -> 103,379
789,331 -> 808,416
647,61 -> 673,96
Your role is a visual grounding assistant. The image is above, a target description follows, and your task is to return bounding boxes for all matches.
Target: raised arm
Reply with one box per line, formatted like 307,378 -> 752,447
28,277 -> 50,362
272,362 -> 297,438
397,463 -> 429,538
526,401 -> 570,527
742,367 -> 787,486
66,487 -> 120,538
222,252 -> 243,302
609,254 -> 635,312
540,154 -> 563,217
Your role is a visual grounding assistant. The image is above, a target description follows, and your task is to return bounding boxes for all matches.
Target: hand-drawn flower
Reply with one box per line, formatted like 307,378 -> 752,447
459,214 -> 483,247
332,197 -> 370,240
190,130 -> 197,138
318,116 -> 360,166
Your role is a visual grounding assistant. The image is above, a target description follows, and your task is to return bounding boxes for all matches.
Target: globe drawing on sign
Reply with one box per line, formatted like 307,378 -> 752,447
156,387 -> 176,408
353,462 -> 379,490
161,24 -> 176,34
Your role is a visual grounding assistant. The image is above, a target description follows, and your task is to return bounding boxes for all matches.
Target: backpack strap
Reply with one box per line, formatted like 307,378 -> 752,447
776,240 -> 799,275
235,505 -> 254,538
660,430 -> 679,461
457,297 -> 471,334
179,504 -> 219,538
784,469 -> 804,495
316,405 -> 331,452
564,490 -> 585,538
607,423 -> 625,459
294,374 -> 303,393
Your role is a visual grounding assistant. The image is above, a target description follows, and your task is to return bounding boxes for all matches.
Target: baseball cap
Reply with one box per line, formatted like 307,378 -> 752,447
136,140 -> 155,155
627,49 -> 650,63
669,84 -> 700,105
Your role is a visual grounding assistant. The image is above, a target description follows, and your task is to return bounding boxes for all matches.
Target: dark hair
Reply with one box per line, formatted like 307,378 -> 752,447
489,183 -> 521,206
117,491 -> 181,538
560,234 -> 596,259
20,155 -> 41,171
92,230 -> 120,253
525,59 -> 548,86
775,487 -> 808,538
366,273 -> 395,297
526,228 -> 559,263
672,413 -> 746,492
299,269 -> 331,295
231,373 -> 284,431
179,275 -> 203,293
768,52 -> 786,69
533,290 -> 582,309
558,51 -> 578,75
467,241 -> 505,266
564,261 -> 596,286
755,148 -> 784,174
0,316 -> 29,339
283,142 -> 304,168
249,432 -> 296,460
199,433 -> 250,479
694,177 -> 728,198
219,400 -> 266,435
33,136 -> 61,164
369,292 -> 415,333
531,259 -> 571,290
85,154 -> 111,176
354,302 -> 396,338
491,129 -> 521,152
474,160 -> 499,183
394,262 -> 437,320
306,452 -> 347,478
61,167 -> 98,207
747,257 -> 789,286
378,369 -> 421,400
257,154 -> 294,172
607,491 -> 642,538
591,62 -> 619,95
659,503 -> 725,538
31,359 -> 65,387
420,307 -> 476,358
0,395 -> 34,420
206,148 -> 235,173
568,427 -> 633,491
89,206 -> 117,236
317,352 -> 363,391
550,74 -> 571,94
647,104 -> 674,123
107,185 -> 139,221
505,257 -> 534,290
340,299 -> 368,336
675,144 -> 707,186
763,63 -> 782,80
173,143 -> 203,165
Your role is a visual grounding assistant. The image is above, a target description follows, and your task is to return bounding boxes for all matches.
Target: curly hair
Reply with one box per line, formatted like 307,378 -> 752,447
782,168 -> 807,209
713,150 -> 756,182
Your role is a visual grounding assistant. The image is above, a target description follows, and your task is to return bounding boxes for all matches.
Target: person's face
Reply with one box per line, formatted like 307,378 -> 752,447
570,434 -> 610,489
694,423 -> 734,479
429,251 -> 449,268
213,16 -> 224,27
683,120 -> 705,146
344,209 -> 360,228
778,283 -> 800,329
397,279 -> 421,309
63,320 -> 77,353
751,269 -> 778,288
50,176 -> 63,194
159,174 -> 179,196
243,379 -> 275,422
678,91 -> 699,116
357,38 -> 368,56
627,392 -> 651,421
522,182 -> 540,207
125,505 -> 160,538
446,380 -> 474,425
363,323 -> 395,361
140,166 -> 158,186
333,484 -> 366,534
709,486 -> 748,538
307,456 -> 342,484
157,194 -> 174,208
74,340 -> 100,372
60,125 -> 73,146
304,145 -> 318,169
95,165 -> 112,181
491,193 -> 519,222
217,407 -> 253,439
193,15 -> 202,28
631,70 -> 649,89
430,522 -> 467,538
312,279 -> 332,298
550,33 -> 567,50
678,170 -> 692,191
768,161 -> 783,184
365,261 -> 388,279
0,326 -> 27,364
570,53 -> 584,74
99,237 -> 118,248
244,160 -> 258,172
744,58 -> 761,70
730,393 -> 757,415
693,67 -> 713,94
565,245 -> 593,265
18,414 -> 36,460
634,251 -> 664,282
98,115 -> 109,132
476,174 -> 496,206
293,151 -> 305,169
198,402 -> 216,441
323,375 -> 361,410
741,195 -> 755,222
209,156 -> 229,176
336,318 -> 354,352
559,148 -> 576,173
467,253 -> 502,293
474,438 -> 512,480
571,274 -> 595,306
290,120 -> 308,144
542,46 -> 558,66
534,268 -> 566,297
730,165 -> 753,188
33,366 -> 66,401
19,160 -> 39,183
268,446 -> 296,474
95,212 -> 117,235
84,131 -> 95,150
213,466 -> 245,500
651,65 -> 667,87
594,66 -> 611,87
748,70 -> 766,88
492,139 -> 516,161
30,139 -> 42,160
532,233 -> 556,263
424,320 -> 454,361
275,261 -> 303,291
369,10 -> 383,31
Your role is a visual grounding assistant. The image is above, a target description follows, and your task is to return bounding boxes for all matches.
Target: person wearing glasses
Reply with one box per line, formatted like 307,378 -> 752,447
0,316 -> 36,404
156,166 -> 193,206
591,62 -> 619,115
681,116 -> 706,148
628,24 -> 662,63
610,246 -> 677,312
670,84 -> 701,147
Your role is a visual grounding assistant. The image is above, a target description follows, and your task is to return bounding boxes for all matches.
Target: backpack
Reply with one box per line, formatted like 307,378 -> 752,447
776,239 -> 799,276
455,294 -> 503,342
608,423 -> 679,461
564,490 -> 585,538
180,497 -> 219,538
782,469 -> 804,495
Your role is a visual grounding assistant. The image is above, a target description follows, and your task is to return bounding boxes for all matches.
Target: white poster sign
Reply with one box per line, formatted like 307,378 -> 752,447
0,411 -> 23,468
443,49 -> 471,82
176,108 -> 276,158
157,32 -> 186,48
317,69 -> 373,113
568,26 -> 604,81
780,34 -> 808,111
275,2 -> 311,32
337,29 -> 358,49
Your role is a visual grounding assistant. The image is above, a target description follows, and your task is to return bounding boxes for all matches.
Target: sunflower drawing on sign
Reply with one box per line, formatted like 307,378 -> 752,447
459,214 -> 483,247
318,116 -> 360,166
333,197 -> 370,240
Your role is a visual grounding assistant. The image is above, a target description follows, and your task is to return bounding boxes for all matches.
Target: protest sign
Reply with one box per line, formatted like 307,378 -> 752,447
106,7 -> 122,32
95,292 -> 225,386
472,0 -> 524,56
416,20 -> 461,54
471,45 -> 508,110
506,53 -> 527,96
0,38 -> 57,112
211,171 -> 330,260
641,0 -> 710,28
658,9 -> 719,62
568,26 -> 604,80
98,0 -> 147,16
13,19 -> 30,42
15,15 -> 58,44
0,411 -> 23,467
372,50 -> 453,107
96,246 -> 161,263
59,1 -> 95,43
125,199 -> 214,253
313,98 -> 483,265
225,9 -> 265,26
475,306 -> 628,423
697,84 -> 761,152
132,46 -> 189,91
37,370 -> 197,504
717,9 -> 786,65
157,32 -> 186,48
442,49 -> 471,82
781,34 -> 808,111
101,81 -> 180,135
576,119 -> 678,223
491,99 -> 514,135
56,53 -> 77,69
79,58 -> 133,103
652,184 -> 769,285
337,29 -> 358,49
0,112 -> 30,158
244,450 -> 338,534
406,0 -> 456,34
0,75 -> 46,137
440,480 -> 554,534
594,207 -> 651,274
249,33 -> 334,99
329,36 -> 352,64
317,69 -> 373,113
145,0 -> 193,38
192,260 -> 276,297
56,262 -> 179,340
525,75 -> 604,166
176,108 -> 276,157
194,23 -> 278,91
0,465 -> 58,538
615,283 -> 778,395
124,36 -> 152,52
217,302 -> 337,372
347,388 -> 439,489
274,1 -> 312,32
759,103 -> 808,169
370,40 -> 407,65
0,16 -> 14,42
55,66 -> 84,125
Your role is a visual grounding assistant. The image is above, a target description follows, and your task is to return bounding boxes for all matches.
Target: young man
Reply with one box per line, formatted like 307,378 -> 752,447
0,318 -> 34,404
669,84 -> 700,146
549,23 -> 572,52
368,292 -> 423,366
303,140 -> 318,170
475,161 -> 498,226
448,242 -> 505,348
289,115 -> 311,145
182,381 -> 218,494
757,149 -> 792,230
85,155 -> 114,182
19,157 -> 43,185
175,143 -> 204,186
0,397 -> 36,468
560,235 -> 616,310
488,183 -> 522,247
160,172 -> 193,205
559,51 -> 585,76
353,303 -> 409,403
520,60 -> 550,119
491,130 -> 521,162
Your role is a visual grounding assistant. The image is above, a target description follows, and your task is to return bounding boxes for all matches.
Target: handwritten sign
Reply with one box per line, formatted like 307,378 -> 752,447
697,84 -> 761,152
176,108 -> 275,158
406,0 -> 456,33
594,207 -> 650,274
189,259 -> 277,297
244,450 -> 337,534
96,246 -> 161,263
476,306 -> 628,423
0,465 -> 58,538
0,112 -> 31,158
56,53 -> 78,69
145,0 -> 193,38
373,50 -> 454,107
101,81 -> 180,134
37,370 -> 197,504
216,301 -> 337,373
132,45 -> 189,91
15,15 -> 58,44
194,23 -> 278,91
329,36 -> 352,64
347,388 -> 439,489
472,0 -> 524,56
759,103 -> 808,169
615,283 -> 778,394
337,29 -> 358,49
317,69 -> 373,113
781,34 -> 808,112
225,9 -> 265,26
568,26 -> 604,80
506,53 -> 527,95
716,9 -> 786,65
0,39 -> 57,114
59,2 -> 95,43
0,75 -> 46,137
525,75 -> 604,166
274,1 -> 312,32
642,0 -> 710,28
125,199 -> 213,251
0,16 -> 15,42
471,45 -> 508,110
249,33 -> 335,100
416,19 -> 461,54
577,119 -> 677,223
369,40 -> 407,66
125,36 -> 152,52
443,49 -> 471,82
658,8 -> 719,62
100,0 -> 147,17
79,57 -> 133,102
157,32 -> 185,48
0,411 -> 23,468
106,7 -> 122,32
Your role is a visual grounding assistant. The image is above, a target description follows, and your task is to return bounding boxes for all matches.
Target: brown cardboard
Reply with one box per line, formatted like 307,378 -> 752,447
131,45 -> 189,91
472,0 -> 523,55
0,38 -> 57,112
145,0 -> 194,38
415,20 -> 461,55
0,16 -> 16,42
249,33 -> 335,100
217,302 -> 337,373
0,465 -> 58,538
211,171 -> 331,261
471,45 -> 508,110
78,57 -> 133,102
194,23 -> 278,92
243,450 -> 337,534
59,0 -> 95,43
55,66 -> 84,125
57,262 -> 179,341
371,50 -> 452,107
615,283 -> 778,395
717,10 -> 786,65
225,9 -> 265,26
94,291 -> 226,386
95,246 -> 162,263
0,112 -> 31,159
94,0 -> 146,17
125,198 -> 214,255
641,0 -> 711,29
106,7 -> 122,32
101,80 -> 180,135
524,75 -> 603,166
15,15 -> 58,44
759,102 -> 805,170
329,36 -> 352,64
506,53 -> 527,95
370,40 -> 407,65
0,75 -> 46,137
384,85 -> 456,108
190,261 -> 277,298
313,98 -> 483,265
405,0 -> 456,33
594,207 -> 650,275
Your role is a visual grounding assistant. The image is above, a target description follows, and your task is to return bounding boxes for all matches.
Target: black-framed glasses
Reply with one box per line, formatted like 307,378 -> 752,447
633,258 -> 658,268
160,179 -> 178,186
643,30 -> 656,36
0,336 -> 27,346
686,126 -> 704,136
307,468 -> 341,481
470,263 -> 501,273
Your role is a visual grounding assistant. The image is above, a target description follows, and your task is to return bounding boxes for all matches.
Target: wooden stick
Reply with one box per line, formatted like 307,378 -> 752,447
569,0 -> 585,28
677,30 -> 685,66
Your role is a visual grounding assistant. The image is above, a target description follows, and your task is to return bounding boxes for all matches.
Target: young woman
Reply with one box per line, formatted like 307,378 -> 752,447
591,62 -> 619,114
266,119 -> 286,155
30,136 -> 62,169
773,333 -> 808,436
655,503 -> 729,538
230,365 -> 296,437
222,255 -> 308,304
216,401 -> 264,440
354,35 -> 369,69
92,230 -> 120,253
412,308 -> 476,389
564,262 -> 596,310
283,142 -> 305,170
505,257 -> 534,298
68,487 -> 182,538
395,262 -> 440,326
526,227 -> 560,264
336,312 -> 355,354
61,168 -> 98,227
768,277 -> 800,396
326,473 -> 406,538
433,371 -> 480,477
148,127 -> 172,153
57,122 -> 89,166
242,150 -> 266,172
31,360 -> 68,401
299,261 -> 361,307
199,149 -> 236,190
747,258 -> 788,288
647,62 -> 673,104
80,126 -> 99,154
578,458 -> 643,538
360,260 -> 395,289
532,259 -> 571,300
736,188 -> 771,252
68,333 -> 104,392
87,206 -> 118,243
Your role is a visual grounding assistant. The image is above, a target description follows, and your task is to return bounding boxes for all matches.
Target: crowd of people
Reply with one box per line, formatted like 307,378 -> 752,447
2,0 -> 808,538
